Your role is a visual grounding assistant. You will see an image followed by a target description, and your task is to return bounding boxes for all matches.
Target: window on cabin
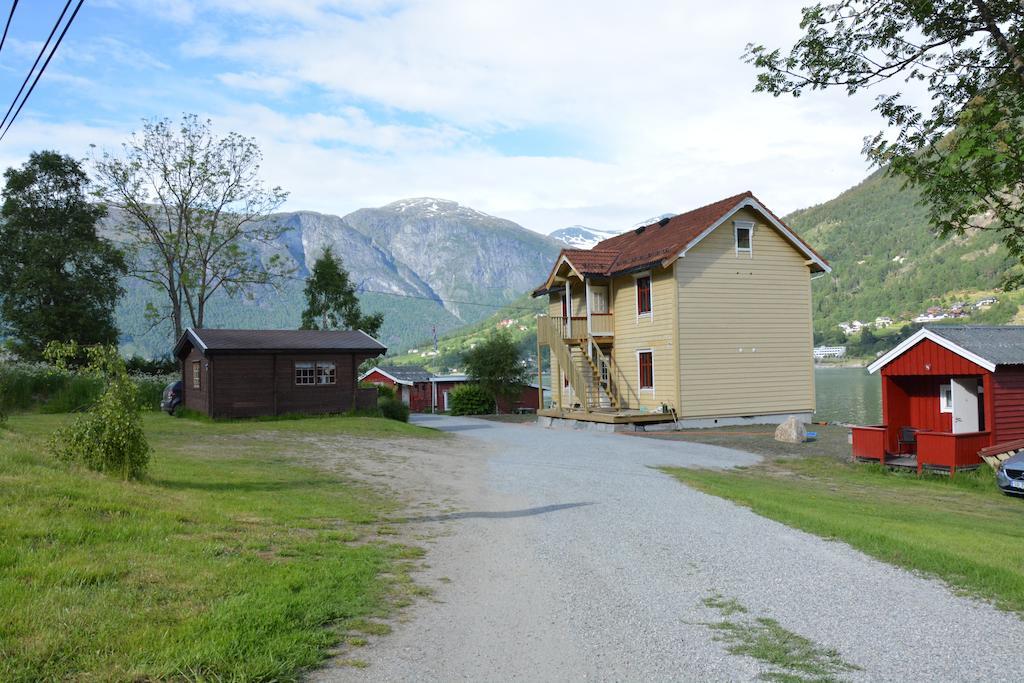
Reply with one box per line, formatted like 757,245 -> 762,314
638,350 -> 654,391
317,361 -> 336,385
636,276 -> 652,315
295,361 -> 315,385
940,384 -> 952,413
735,221 -> 753,255
192,361 -> 201,390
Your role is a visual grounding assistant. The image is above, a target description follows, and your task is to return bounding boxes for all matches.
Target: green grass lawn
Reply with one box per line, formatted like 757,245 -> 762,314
663,458 -> 1024,614
0,412 -> 441,681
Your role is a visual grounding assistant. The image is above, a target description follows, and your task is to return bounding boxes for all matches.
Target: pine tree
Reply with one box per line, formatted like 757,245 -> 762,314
300,247 -> 383,336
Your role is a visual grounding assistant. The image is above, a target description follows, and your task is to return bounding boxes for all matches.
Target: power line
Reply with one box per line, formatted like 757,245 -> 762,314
0,0 -> 69,133
0,0 -> 83,142
0,1 -> 18,56
282,273 -> 542,312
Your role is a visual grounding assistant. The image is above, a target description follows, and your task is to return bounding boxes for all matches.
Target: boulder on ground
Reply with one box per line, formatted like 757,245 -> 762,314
774,416 -> 807,444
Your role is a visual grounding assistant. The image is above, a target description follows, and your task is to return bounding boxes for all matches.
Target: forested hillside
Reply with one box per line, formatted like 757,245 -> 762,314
786,170 -> 1019,334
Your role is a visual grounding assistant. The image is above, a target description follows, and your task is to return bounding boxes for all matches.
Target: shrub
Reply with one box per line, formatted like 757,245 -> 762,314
0,360 -> 171,413
361,381 -> 395,400
448,384 -> 494,416
47,343 -> 150,480
378,396 -> 410,422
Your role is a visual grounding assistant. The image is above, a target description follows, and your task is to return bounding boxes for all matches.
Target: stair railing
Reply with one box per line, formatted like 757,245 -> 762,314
538,316 -> 594,413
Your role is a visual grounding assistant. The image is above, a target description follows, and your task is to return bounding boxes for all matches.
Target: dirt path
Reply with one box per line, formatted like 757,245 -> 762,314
309,416 -> 1024,682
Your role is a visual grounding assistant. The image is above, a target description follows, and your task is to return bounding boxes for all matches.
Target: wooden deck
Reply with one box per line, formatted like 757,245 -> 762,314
537,408 -> 676,425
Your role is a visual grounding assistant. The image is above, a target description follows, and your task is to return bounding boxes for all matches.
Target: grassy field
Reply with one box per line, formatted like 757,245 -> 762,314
663,457 -> 1024,614
0,412 -> 442,681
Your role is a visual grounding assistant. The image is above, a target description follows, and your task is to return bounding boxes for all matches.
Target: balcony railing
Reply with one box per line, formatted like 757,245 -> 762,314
591,312 -> 613,336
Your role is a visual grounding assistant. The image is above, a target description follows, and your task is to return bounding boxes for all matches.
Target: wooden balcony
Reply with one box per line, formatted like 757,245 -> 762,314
548,315 -> 613,341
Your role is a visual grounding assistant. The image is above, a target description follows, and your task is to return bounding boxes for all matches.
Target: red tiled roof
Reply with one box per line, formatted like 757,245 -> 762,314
533,191 -> 828,295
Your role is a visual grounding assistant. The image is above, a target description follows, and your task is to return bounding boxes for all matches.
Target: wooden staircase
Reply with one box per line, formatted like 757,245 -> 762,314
538,316 -> 618,412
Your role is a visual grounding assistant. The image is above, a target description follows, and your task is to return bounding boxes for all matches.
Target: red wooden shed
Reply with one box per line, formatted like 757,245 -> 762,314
851,326 -> 1024,474
359,365 -> 434,411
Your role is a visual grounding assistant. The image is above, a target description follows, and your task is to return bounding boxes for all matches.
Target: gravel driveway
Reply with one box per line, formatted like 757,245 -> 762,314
318,415 -> 1024,682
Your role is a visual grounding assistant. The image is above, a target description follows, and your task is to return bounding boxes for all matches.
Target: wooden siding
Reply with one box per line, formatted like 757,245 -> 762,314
361,369 -> 432,411
210,354 -> 275,417
675,207 -> 815,419
992,367 -> 1024,443
611,265 -> 677,410
181,347 -> 209,415
195,351 -> 373,418
879,338 -> 988,376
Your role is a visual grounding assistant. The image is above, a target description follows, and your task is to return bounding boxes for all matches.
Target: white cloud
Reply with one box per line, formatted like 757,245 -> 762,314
4,1 -> 934,233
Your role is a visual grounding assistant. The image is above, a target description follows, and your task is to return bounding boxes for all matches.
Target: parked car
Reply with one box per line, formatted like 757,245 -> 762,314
160,380 -> 183,415
996,452 -> 1024,496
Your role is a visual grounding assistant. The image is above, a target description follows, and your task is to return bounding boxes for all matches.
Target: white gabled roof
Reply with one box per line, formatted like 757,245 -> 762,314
358,366 -> 414,386
866,327 -> 997,374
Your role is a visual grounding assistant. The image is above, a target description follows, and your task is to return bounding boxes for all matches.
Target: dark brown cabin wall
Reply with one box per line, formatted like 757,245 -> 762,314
181,347 -> 210,415
274,352 -> 360,415
210,354 -> 276,418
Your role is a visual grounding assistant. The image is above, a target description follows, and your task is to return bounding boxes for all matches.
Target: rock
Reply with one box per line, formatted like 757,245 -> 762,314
774,416 -> 807,444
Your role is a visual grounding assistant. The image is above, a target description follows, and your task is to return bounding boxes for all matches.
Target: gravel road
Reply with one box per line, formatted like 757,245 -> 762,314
316,415 -> 1024,682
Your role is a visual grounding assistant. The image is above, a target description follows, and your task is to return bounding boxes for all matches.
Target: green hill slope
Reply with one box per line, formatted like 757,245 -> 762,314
786,169 -> 1020,333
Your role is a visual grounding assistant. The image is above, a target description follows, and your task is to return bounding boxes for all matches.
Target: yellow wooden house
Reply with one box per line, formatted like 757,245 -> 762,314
532,191 -> 831,430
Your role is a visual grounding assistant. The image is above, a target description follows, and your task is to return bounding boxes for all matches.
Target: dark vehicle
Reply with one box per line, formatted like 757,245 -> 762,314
996,452 -> 1024,496
160,380 -> 183,415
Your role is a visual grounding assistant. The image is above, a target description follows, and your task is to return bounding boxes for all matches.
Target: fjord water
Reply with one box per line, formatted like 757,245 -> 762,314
813,366 -> 881,425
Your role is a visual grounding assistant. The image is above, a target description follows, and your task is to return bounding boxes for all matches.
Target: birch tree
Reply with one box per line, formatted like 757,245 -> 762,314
93,115 -> 290,341
746,1 -> 1024,282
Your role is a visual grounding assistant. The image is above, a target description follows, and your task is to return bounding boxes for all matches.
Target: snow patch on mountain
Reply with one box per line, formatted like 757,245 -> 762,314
548,225 -> 622,249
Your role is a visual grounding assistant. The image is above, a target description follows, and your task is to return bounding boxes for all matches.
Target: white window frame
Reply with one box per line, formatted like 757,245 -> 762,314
316,360 -> 336,385
637,348 -> 655,392
734,220 -> 754,256
191,360 -> 201,390
295,361 -> 316,386
633,272 -> 653,320
940,383 -> 953,413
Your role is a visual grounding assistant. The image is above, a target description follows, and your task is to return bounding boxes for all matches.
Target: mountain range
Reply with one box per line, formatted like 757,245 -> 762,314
116,198 -> 562,358
114,169 -> 1022,360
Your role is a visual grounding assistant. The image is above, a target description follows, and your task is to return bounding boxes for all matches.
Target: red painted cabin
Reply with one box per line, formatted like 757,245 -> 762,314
851,326 -> 1024,475
359,365 -> 434,412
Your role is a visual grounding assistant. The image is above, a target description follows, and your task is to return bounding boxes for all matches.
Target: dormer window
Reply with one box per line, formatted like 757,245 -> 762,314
734,220 -> 753,256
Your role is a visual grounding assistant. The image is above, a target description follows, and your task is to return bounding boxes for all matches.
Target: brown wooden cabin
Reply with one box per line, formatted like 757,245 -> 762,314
851,326 -> 1024,475
172,328 -> 386,419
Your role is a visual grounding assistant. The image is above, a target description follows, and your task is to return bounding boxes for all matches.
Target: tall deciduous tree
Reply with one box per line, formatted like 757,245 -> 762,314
462,331 -> 529,412
300,247 -> 383,336
93,114 -> 291,342
0,151 -> 125,359
746,1 -> 1024,281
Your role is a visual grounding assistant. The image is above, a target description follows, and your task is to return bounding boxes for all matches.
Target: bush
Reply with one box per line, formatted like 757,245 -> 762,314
378,396 -> 410,422
47,343 -> 150,480
448,384 -> 494,416
124,355 -> 177,375
361,382 -> 395,400
0,360 -> 171,413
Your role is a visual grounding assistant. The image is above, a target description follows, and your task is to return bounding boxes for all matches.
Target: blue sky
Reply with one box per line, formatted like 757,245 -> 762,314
0,0 -> 913,233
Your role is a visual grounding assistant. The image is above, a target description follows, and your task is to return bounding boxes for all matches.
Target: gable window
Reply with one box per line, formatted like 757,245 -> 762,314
317,361 -> 336,385
734,220 -> 753,255
295,361 -> 315,385
636,275 -> 652,316
940,383 -> 953,413
638,350 -> 654,391
192,361 -> 201,390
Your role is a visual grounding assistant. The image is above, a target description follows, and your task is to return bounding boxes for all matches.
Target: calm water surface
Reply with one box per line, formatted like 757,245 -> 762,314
813,366 -> 881,425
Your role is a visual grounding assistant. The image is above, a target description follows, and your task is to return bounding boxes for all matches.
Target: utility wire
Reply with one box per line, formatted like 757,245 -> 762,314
0,0 -> 69,133
0,0 -> 83,142
282,273 -> 542,312
0,0 -> 18,56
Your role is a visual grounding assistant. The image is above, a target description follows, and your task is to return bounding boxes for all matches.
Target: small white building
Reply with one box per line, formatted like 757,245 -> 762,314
813,345 -> 847,359
874,316 -> 893,327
